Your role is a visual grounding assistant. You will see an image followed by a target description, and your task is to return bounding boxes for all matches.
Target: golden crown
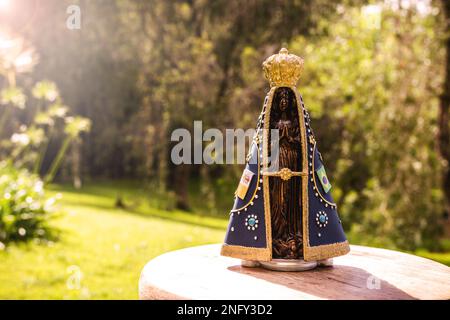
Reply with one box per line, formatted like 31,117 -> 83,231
262,48 -> 304,87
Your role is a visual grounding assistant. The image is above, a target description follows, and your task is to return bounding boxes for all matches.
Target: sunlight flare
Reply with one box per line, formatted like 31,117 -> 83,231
0,0 -> 10,10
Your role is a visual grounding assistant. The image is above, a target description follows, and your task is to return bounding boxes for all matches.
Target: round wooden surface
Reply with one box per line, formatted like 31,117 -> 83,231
139,244 -> 450,300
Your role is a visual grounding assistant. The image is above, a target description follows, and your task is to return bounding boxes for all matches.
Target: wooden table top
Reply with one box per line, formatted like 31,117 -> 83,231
139,244 -> 450,300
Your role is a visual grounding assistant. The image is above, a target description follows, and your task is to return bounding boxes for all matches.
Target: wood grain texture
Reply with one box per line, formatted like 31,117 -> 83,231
139,244 -> 450,300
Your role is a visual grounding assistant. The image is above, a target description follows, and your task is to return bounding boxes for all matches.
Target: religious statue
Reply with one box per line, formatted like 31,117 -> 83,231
221,48 -> 350,271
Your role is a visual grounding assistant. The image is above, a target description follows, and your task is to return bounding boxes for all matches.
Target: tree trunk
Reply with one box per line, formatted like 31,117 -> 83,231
174,164 -> 191,211
439,0 -> 450,235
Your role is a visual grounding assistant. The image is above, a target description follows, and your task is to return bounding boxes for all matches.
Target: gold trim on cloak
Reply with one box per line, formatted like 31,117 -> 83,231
220,244 -> 271,261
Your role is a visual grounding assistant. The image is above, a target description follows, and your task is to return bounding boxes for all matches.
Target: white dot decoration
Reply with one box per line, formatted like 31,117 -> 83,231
245,214 -> 259,231
316,211 -> 329,228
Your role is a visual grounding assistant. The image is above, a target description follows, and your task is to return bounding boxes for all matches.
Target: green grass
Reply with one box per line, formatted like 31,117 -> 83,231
0,181 -> 448,299
0,182 -> 227,299
414,250 -> 450,267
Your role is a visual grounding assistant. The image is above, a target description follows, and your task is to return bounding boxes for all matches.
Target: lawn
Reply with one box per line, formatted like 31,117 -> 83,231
0,182 -> 227,299
0,181 -> 448,299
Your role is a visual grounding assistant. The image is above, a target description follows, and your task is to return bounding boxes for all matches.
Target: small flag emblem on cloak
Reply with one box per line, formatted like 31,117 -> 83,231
235,168 -> 254,199
316,165 -> 332,193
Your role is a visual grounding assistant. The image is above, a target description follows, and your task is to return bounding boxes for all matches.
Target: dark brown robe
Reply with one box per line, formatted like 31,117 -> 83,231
269,88 -> 303,259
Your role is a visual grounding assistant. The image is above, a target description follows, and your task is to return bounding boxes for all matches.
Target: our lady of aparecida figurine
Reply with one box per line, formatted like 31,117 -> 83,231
221,48 -> 350,271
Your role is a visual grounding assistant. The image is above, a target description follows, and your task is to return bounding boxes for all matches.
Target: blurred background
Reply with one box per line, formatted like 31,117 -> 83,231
0,0 -> 449,299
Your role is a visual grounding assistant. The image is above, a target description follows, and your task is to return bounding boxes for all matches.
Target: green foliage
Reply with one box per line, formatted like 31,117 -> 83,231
0,87 -> 26,109
34,104 -> 68,127
0,80 -> 92,185
44,116 -> 91,184
0,80 -> 90,245
0,162 -> 57,247
32,81 -> 59,102
64,116 -> 91,138
0,34 -> 91,247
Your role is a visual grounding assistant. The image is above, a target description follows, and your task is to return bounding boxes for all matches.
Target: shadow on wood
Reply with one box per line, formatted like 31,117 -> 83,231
227,264 -> 414,300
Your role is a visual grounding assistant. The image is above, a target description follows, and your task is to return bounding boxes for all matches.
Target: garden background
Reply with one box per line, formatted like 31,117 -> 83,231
1,0 -> 450,299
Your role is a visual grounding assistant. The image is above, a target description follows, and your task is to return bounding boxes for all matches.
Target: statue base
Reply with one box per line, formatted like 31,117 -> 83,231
242,258 -> 334,272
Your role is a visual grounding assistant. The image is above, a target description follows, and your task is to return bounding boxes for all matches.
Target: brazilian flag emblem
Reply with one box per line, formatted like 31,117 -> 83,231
316,165 -> 332,193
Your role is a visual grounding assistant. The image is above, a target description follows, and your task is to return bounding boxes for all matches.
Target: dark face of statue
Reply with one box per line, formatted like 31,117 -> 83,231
279,89 -> 289,112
